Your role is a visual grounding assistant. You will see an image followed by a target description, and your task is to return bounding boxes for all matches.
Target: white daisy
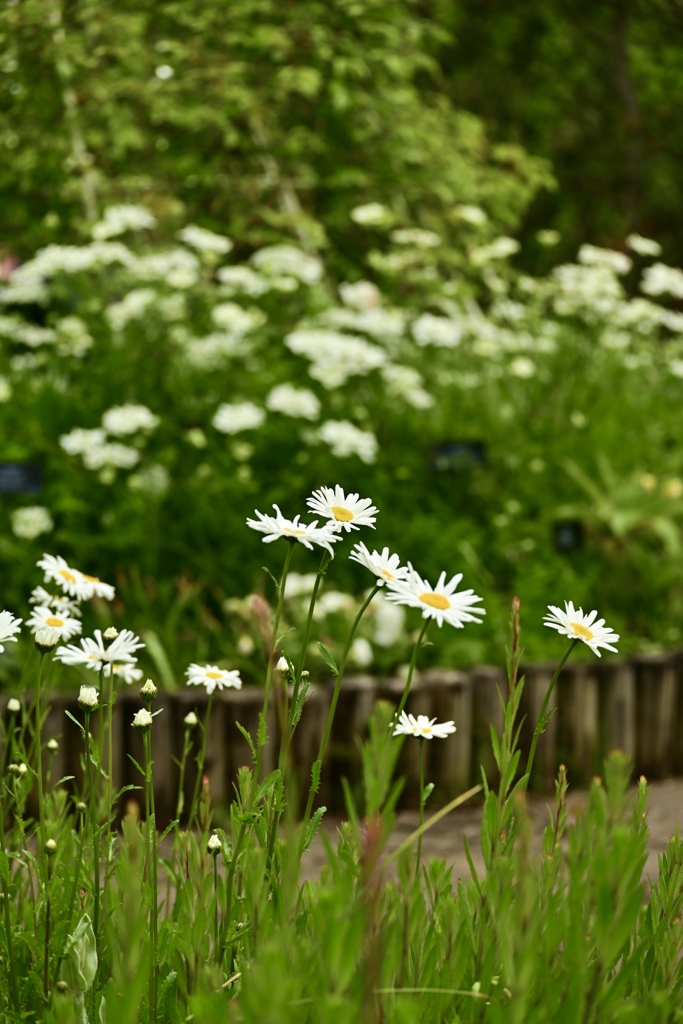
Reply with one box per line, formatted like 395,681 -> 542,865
186,663 -> 242,696
37,554 -> 115,601
385,564 -> 485,629
543,601 -> 619,657
105,662 -> 144,685
349,542 -> 409,586
54,628 -> 144,671
306,485 -> 379,533
246,504 -> 341,556
392,711 -> 456,740
0,610 -> 22,652
26,605 -> 82,641
29,586 -> 82,617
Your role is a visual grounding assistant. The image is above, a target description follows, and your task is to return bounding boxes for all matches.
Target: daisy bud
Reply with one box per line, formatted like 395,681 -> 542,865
276,656 -> 289,672
140,678 -> 158,704
132,707 -> 153,730
7,697 -> 20,714
183,711 -> 198,728
56,980 -> 68,993
47,738 -> 59,752
104,626 -> 118,641
44,838 -> 57,856
77,685 -> 98,711
207,833 -> 221,855
35,626 -> 60,653
8,762 -> 27,777
76,801 -> 87,813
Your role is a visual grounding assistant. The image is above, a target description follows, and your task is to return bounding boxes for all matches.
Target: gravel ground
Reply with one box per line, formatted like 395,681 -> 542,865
299,777 -> 683,885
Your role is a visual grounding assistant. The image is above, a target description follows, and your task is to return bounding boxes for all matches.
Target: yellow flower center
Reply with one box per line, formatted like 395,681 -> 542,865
381,568 -> 395,580
570,621 -> 594,641
331,505 -> 354,523
81,574 -> 100,583
284,527 -> 306,536
45,616 -> 64,628
420,726 -> 432,736
419,592 -> 450,611
205,671 -> 222,680
59,568 -> 77,583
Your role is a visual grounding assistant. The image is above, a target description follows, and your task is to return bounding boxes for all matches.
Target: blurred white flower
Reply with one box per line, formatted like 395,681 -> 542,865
211,302 -> 266,334
10,506 -> 53,540
38,554 -> 114,601
82,443 -> 140,471
536,229 -> 560,247
212,401 -> 265,435
339,280 -> 381,310
543,601 -> 619,657
136,249 -> 200,288
641,263 -> 683,299
127,464 -> 170,497
265,383 -> 321,421
183,332 -> 251,370
102,404 -> 159,436
155,64 -> 174,80
314,591 -> 356,619
283,572 -> 317,598
108,662 -> 144,685
186,663 -> 242,696
471,237 -> 520,264
0,610 -> 22,652
92,205 -> 156,240
251,244 -> 323,284
626,234 -> 661,258
350,203 -> 392,227
392,711 -> 456,739
509,356 -> 536,379
285,329 -> 387,388
216,266 -> 269,296
390,228 -> 440,248
178,225 -> 233,255
578,244 -> 632,275
350,637 -> 374,668
381,365 -> 434,409
317,420 -> 378,463
454,205 -> 487,226
412,314 -> 461,348
78,685 -> 98,710
55,316 -> 94,356
132,707 -> 153,728
106,289 -> 157,332
373,599 -> 406,647
60,428 -> 108,456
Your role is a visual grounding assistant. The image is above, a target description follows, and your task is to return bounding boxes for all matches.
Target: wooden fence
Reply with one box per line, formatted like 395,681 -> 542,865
6,650 -> 683,819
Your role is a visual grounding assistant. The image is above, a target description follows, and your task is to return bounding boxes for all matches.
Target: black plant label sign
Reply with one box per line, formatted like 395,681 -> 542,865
0,462 -> 43,494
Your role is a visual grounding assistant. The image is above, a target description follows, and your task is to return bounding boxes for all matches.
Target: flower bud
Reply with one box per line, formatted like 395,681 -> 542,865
47,738 -> 59,752
276,656 -> 289,672
7,697 -> 20,714
45,838 -> 57,856
183,711 -> 198,728
140,678 -> 158,703
35,627 -> 60,653
56,980 -> 68,993
207,833 -> 222,855
76,801 -> 87,813
132,707 -> 153,730
103,626 -> 118,642
77,685 -> 98,711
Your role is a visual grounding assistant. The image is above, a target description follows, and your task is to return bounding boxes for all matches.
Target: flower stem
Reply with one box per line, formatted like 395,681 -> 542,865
0,779 -> 20,1014
83,709 -> 100,1017
523,639 -> 579,787
297,582 -> 381,859
43,854 -> 53,1001
292,552 -> 330,710
143,728 -> 158,1024
397,619 -> 431,718
254,543 -> 293,781
189,692 -> 215,830
416,737 -> 425,882
213,855 -> 219,965
175,727 -> 193,822
34,653 -> 47,851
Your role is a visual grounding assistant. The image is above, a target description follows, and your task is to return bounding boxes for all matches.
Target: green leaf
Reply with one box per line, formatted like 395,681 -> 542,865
317,642 -> 338,674
65,709 -> 85,734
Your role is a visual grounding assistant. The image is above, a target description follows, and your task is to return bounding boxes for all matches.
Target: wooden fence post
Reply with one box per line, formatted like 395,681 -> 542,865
598,660 -> 636,765
421,668 -> 474,797
520,663 -> 559,791
470,666 -> 507,788
634,653 -> 678,778
557,663 -> 601,785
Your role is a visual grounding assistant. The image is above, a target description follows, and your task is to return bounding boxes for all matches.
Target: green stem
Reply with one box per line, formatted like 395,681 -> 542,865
0,780 -> 20,1014
189,692 -> 215,830
292,552 -> 330,711
54,805 -> 85,987
175,728 -> 193,822
254,543 -> 294,781
43,855 -> 52,1000
105,669 -> 115,823
84,710 -> 100,1019
213,855 -> 219,965
35,653 -> 46,852
397,619 -> 431,718
297,582 -> 381,859
221,821 -> 247,969
144,728 -> 158,1024
416,738 -> 425,882
523,639 -> 579,786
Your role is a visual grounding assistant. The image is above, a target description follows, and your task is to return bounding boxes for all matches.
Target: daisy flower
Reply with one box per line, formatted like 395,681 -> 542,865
349,542 -> 409,585
385,564 -> 485,628
54,628 -> 144,671
392,711 -> 456,739
37,554 -> 115,601
106,663 -> 144,685
186,663 -> 242,696
306,485 -> 379,532
543,601 -> 619,657
29,586 -> 82,618
26,605 -> 82,641
0,610 -> 22,652
246,504 -> 341,556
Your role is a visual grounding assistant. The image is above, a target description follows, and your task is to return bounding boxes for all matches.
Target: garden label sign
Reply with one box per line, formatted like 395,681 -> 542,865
0,462 -> 42,493
431,441 -> 487,472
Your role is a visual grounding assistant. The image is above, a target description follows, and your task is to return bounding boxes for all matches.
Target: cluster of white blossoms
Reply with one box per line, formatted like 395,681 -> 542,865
59,403 -> 158,478
10,506 -> 54,541
284,328 -> 387,389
